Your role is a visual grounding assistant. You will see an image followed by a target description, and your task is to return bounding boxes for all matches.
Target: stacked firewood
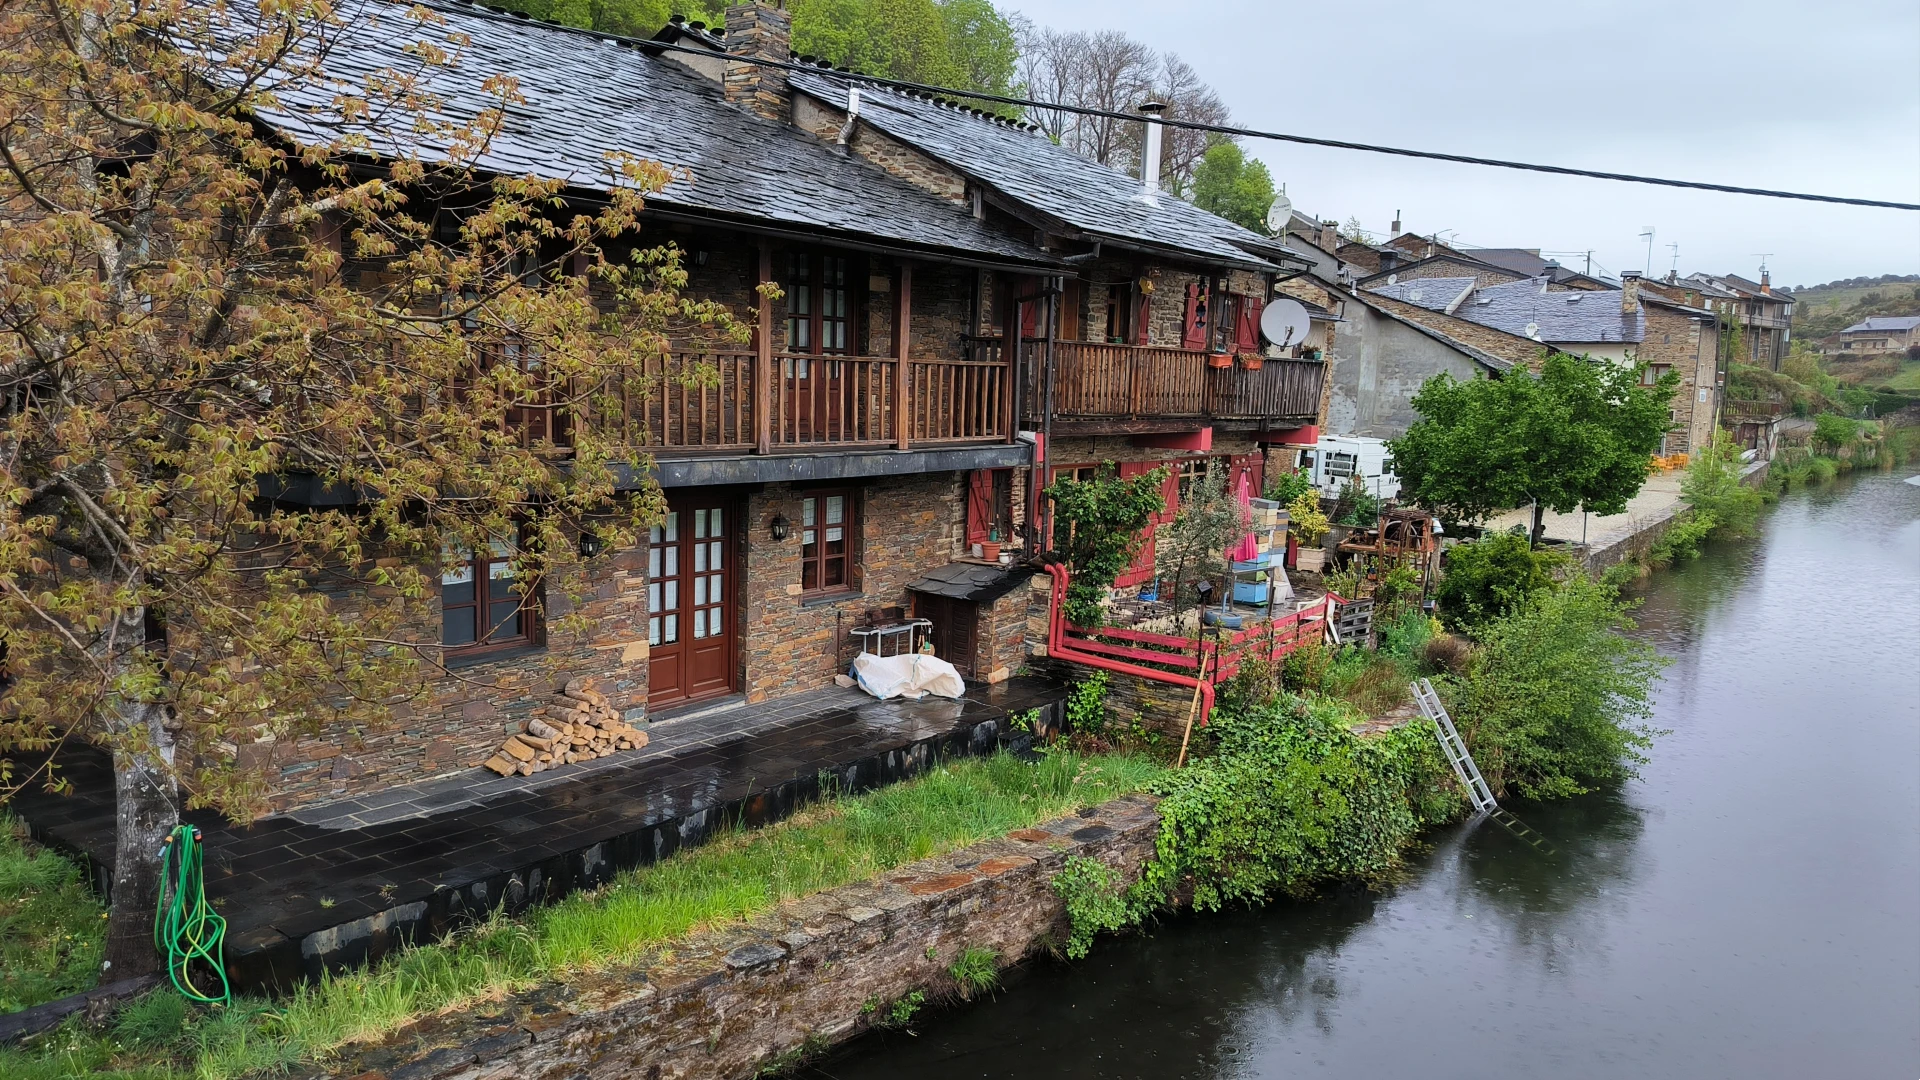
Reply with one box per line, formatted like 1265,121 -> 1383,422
483,679 -> 649,777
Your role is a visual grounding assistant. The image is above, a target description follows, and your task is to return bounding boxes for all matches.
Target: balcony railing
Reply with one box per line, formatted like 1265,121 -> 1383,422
580,346 -> 1013,453
1023,340 -> 1324,424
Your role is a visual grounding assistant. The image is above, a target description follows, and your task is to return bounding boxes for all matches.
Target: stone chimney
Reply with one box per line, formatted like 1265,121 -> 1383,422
1378,248 -> 1400,273
1319,219 -> 1340,254
724,2 -> 792,122
1759,268 -> 1771,295
1621,270 -> 1642,314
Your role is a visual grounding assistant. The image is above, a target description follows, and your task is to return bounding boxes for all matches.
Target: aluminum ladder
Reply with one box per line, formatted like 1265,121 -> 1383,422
1412,678 -> 1555,854
1413,677 -> 1497,813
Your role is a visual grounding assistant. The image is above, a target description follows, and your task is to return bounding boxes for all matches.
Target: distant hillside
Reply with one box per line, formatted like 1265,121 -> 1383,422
1785,274 -> 1920,340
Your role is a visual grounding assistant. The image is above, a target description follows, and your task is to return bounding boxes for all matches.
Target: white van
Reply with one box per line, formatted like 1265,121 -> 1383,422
1302,435 -> 1400,500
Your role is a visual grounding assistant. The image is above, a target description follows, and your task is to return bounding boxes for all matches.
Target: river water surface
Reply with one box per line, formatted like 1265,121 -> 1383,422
818,472 -> 1920,1080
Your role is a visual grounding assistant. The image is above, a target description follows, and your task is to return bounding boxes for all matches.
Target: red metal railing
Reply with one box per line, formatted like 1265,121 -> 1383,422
1043,563 -> 1341,730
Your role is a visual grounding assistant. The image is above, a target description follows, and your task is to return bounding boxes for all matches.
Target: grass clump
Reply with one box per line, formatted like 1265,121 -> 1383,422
0,815 -> 106,1014
946,946 -> 999,1000
3,750 -> 1161,1080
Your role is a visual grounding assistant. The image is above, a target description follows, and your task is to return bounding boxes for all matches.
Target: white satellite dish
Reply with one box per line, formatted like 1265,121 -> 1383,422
1263,184 -> 1293,236
1260,297 -> 1312,349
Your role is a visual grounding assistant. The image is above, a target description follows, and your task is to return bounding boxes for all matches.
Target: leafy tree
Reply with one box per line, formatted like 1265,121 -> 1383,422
1340,217 -> 1374,245
1387,355 -> 1677,546
1434,533 -> 1563,632
1152,465 -> 1239,623
1045,464 -> 1167,626
0,0 -> 742,973
1451,576 -> 1666,800
1189,141 -> 1274,234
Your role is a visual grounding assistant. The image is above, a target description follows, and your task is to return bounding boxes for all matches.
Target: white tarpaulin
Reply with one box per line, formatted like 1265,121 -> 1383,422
851,651 -> 966,701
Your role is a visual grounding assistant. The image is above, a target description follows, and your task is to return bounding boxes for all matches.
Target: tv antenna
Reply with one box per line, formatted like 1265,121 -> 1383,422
1751,253 -> 1773,273
1666,241 -> 1680,276
1638,226 -> 1656,275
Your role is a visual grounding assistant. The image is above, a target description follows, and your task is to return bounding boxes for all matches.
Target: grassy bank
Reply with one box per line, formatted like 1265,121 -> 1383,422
0,816 -> 107,1014
4,750 -> 1162,1080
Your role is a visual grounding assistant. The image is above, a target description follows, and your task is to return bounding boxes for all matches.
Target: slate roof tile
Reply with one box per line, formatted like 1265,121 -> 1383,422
249,0 -> 1054,265
786,72 -> 1285,270
1369,277 -> 1645,345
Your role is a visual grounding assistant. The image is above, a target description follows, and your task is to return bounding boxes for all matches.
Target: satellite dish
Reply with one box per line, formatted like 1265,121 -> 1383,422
1263,184 -> 1292,236
1260,297 -> 1312,349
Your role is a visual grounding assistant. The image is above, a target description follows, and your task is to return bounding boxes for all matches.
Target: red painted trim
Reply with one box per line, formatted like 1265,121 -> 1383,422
1258,424 -> 1321,446
1130,428 -> 1213,452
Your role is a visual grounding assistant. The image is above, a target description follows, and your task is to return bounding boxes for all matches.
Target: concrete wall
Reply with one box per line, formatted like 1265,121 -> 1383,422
1326,302 -> 1488,439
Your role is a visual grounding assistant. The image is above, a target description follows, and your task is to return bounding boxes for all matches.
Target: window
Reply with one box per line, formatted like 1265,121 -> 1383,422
1211,291 -> 1239,354
1103,282 -> 1134,344
800,490 -> 856,594
1641,363 -> 1671,387
442,535 -> 537,652
1324,451 -> 1359,479
785,253 -> 855,355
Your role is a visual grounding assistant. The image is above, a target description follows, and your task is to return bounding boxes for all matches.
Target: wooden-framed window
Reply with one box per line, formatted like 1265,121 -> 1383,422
785,252 -> 857,355
966,468 -> 1015,546
1103,282 -> 1135,344
442,534 -> 538,652
1211,290 -> 1239,354
799,489 -> 857,594
1641,363 -> 1672,387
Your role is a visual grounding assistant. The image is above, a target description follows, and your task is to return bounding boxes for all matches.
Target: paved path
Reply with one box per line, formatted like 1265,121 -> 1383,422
14,677 -> 1065,992
1479,470 -> 1687,548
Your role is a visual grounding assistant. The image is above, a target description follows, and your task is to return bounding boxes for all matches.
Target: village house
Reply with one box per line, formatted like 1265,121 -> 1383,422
1676,270 -> 1793,369
220,0 -> 1329,812
1833,314 -> 1920,354
1367,270 -> 1724,454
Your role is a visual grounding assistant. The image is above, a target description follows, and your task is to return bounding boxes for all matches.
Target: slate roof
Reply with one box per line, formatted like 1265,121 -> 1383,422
786,71 -> 1288,271
906,563 -> 1034,603
246,0 -> 1055,266
1842,316 -> 1920,333
1369,277 -> 1644,345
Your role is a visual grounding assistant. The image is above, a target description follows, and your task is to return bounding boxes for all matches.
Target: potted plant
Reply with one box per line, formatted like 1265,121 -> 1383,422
1207,351 -> 1233,369
979,526 -> 1001,563
1287,492 -> 1330,573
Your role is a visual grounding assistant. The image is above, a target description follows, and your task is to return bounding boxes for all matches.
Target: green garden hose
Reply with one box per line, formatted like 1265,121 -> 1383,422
154,824 -> 230,1005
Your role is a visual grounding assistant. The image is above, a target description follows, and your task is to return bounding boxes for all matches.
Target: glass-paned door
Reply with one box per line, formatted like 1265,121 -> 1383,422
646,496 -> 736,707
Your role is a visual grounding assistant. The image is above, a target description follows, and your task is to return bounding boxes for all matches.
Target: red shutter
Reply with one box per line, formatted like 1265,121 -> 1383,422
1236,295 -> 1263,352
1019,293 -> 1039,339
1133,287 -> 1152,346
965,469 -> 994,545
1115,461 -> 1160,587
1229,453 -> 1264,500
1181,283 -> 1207,351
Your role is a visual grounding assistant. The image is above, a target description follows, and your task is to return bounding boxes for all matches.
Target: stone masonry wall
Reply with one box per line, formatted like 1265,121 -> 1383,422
255,546 -> 649,814
741,474 -> 967,702
319,795 -> 1162,1080
791,92 -> 969,204
1635,303 -> 1718,454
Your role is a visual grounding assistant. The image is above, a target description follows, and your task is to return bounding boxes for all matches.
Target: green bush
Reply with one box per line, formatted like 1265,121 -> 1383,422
1139,694 -> 1459,912
1449,576 -> 1666,800
1434,533 -> 1562,632
1262,471 -> 1314,507
1051,855 -> 1134,960
1681,434 -> 1765,539
1647,511 -> 1717,566
1045,464 -> 1169,626
1813,413 -> 1859,451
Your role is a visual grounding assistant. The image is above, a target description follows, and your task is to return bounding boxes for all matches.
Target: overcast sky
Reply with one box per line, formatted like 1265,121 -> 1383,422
1007,0 -> 1920,289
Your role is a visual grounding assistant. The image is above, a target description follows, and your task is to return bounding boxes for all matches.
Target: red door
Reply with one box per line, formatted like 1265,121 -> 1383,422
647,494 -> 737,708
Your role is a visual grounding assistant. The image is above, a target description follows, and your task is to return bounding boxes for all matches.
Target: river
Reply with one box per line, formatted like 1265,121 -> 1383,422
816,471 -> 1920,1080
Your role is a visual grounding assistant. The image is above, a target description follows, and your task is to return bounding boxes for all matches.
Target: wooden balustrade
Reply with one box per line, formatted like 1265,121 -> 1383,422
906,358 -> 1010,442
769,352 -> 898,447
1022,340 -> 1325,423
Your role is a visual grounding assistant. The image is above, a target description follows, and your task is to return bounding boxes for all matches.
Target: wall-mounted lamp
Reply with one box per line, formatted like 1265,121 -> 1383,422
695,250 -> 710,267
578,529 -> 604,559
769,514 -> 791,541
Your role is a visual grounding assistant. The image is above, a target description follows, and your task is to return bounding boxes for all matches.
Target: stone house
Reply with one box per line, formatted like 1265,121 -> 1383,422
1673,270 -> 1793,370
233,0 -> 1329,811
1834,315 -> 1920,354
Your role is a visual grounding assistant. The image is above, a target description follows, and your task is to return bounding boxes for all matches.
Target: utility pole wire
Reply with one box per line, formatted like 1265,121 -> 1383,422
557,24 -> 1920,212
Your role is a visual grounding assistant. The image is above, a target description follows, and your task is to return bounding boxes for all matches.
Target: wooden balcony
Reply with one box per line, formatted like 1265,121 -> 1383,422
585,346 -> 1014,454
1023,340 -> 1325,428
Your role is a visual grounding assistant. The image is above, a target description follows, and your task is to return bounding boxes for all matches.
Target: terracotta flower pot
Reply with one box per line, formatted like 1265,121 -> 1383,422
1237,353 -> 1263,370
979,540 -> 1001,562
1207,353 -> 1233,369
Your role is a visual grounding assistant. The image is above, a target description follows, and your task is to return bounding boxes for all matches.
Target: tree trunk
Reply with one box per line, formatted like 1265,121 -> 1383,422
104,737 -> 177,978
1529,502 -> 1546,548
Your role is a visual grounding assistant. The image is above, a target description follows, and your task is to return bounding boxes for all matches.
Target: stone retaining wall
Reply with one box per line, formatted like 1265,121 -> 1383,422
315,795 -> 1162,1080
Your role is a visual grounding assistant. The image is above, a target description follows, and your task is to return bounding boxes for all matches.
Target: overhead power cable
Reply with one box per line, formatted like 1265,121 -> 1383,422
455,6 -> 1920,212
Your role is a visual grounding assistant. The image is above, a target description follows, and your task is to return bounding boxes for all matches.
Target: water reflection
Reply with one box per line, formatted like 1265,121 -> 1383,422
820,473 -> 1920,1080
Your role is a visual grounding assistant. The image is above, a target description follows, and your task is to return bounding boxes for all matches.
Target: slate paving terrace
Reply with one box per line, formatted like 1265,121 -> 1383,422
12,676 -> 1069,994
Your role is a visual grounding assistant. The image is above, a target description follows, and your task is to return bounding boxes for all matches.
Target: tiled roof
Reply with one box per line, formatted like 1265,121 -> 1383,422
248,0 -> 1055,265
1345,290 -> 1515,373
1843,316 -> 1920,333
786,71 -> 1286,270
1370,277 -> 1645,345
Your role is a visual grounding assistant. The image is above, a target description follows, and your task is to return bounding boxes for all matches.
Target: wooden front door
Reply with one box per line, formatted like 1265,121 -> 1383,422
647,495 -> 737,708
